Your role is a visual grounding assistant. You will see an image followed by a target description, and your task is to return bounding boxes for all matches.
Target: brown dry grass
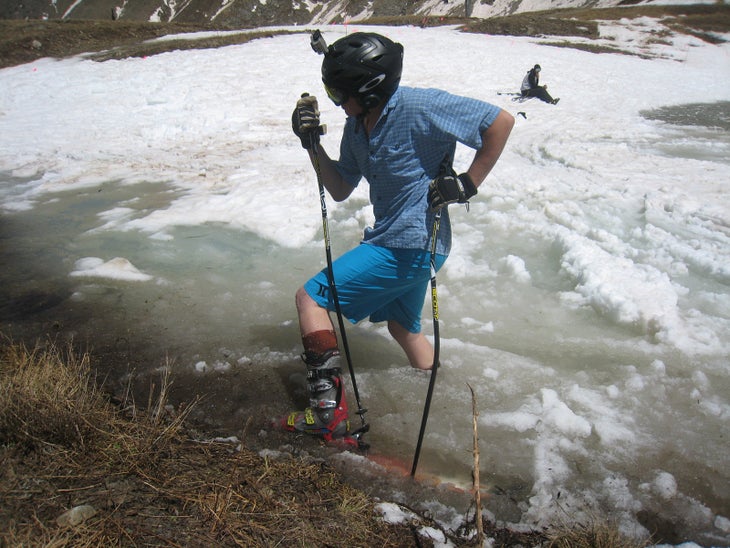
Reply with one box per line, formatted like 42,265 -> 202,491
0,20 -> 301,69
0,339 -> 420,546
546,513 -> 650,548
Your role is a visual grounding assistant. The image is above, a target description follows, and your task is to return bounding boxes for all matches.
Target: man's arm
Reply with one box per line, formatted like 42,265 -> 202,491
465,109 -> 515,187
292,94 -> 355,202
307,144 -> 355,202
427,108 -> 514,211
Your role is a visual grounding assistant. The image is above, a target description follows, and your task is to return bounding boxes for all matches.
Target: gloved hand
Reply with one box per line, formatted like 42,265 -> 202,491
292,93 -> 321,149
428,172 -> 477,210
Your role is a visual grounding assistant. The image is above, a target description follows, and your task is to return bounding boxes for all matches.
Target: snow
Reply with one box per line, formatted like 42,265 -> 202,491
1,13 -> 729,546
375,502 -> 456,547
69,257 -> 154,282
376,501 -> 419,525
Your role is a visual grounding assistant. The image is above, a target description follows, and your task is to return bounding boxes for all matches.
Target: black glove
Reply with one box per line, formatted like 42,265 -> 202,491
428,172 -> 477,210
292,93 -> 321,149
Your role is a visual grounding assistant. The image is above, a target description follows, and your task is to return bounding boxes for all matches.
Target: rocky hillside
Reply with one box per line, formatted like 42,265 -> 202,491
1,0 -> 669,28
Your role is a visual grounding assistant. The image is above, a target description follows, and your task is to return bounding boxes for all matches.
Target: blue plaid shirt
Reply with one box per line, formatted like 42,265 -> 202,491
334,86 -> 501,255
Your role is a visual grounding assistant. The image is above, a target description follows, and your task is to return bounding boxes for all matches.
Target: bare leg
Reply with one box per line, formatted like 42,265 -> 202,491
297,287 -> 433,370
388,320 -> 434,370
296,286 -> 334,337
286,286 -> 351,441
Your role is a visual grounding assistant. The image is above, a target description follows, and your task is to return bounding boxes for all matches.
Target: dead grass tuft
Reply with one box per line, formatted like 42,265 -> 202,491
0,339 -> 111,452
546,510 -> 651,548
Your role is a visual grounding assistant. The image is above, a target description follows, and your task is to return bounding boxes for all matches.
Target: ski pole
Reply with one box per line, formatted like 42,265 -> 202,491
306,110 -> 369,446
411,207 -> 442,476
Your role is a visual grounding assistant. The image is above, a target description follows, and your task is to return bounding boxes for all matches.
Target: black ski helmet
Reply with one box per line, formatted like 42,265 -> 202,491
321,32 -> 404,109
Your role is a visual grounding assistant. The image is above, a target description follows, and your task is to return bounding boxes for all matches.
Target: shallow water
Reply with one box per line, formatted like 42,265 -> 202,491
641,101 -> 730,131
640,101 -> 730,164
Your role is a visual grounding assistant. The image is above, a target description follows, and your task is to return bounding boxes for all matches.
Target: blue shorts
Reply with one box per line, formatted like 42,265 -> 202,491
303,243 -> 447,333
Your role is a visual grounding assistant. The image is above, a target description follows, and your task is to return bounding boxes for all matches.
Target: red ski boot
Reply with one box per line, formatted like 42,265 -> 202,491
281,349 -> 357,447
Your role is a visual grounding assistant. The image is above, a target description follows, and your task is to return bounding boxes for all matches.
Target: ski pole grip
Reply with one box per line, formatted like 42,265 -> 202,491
299,93 -> 326,135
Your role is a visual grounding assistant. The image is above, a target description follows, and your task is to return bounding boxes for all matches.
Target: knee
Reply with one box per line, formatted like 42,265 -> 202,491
387,321 -> 404,341
295,286 -> 312,313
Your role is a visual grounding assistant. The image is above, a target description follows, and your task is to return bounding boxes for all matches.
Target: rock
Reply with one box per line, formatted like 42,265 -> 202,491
56,504 -> 97,527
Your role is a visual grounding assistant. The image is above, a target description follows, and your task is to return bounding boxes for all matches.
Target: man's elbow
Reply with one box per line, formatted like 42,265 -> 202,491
330,182 -> 354,202
483,110 -> 514,148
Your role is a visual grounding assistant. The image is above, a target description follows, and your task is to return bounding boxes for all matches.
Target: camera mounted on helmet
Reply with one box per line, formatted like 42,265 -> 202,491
310,30 -> 328,56
309,30 -> 403,111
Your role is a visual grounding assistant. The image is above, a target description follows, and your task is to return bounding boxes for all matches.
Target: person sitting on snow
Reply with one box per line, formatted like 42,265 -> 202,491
521,64 -> 559,105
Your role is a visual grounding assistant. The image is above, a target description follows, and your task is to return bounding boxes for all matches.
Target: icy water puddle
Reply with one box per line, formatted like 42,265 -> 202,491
640,101 -> 730,164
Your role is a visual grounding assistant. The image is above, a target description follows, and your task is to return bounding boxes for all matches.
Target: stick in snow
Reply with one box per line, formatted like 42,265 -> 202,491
468,383 -> 483,544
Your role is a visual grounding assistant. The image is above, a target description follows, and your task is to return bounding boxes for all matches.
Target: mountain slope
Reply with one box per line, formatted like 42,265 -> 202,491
1,0 -> 655,26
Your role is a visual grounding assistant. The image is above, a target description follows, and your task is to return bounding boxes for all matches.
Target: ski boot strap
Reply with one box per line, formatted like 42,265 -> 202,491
301,348 -> 340,367
306,366 -> 342,382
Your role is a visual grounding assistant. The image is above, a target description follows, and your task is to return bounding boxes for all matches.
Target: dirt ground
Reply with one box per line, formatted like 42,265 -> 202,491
1,4 -> 727,69
1,342 -> 552,547
0,19 -> 298,68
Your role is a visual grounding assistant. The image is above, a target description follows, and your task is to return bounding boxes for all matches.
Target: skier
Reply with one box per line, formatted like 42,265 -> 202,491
285,31 -> 514,443
521,64 -> 559,104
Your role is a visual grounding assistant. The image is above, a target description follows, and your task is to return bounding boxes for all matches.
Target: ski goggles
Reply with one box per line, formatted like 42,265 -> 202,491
325,85 -> 348,106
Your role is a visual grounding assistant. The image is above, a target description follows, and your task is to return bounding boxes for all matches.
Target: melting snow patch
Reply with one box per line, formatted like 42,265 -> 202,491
69,257 -> 153,282
375,502 -> 418,525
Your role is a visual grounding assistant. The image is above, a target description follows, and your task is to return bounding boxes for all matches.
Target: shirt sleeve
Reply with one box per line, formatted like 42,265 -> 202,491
421,88 -> 501,151
334,117 -> 363,188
